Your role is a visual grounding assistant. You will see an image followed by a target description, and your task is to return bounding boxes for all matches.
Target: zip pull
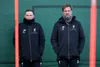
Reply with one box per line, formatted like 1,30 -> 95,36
21,62 -> 23,66
68,57 -> 70,60
77,59 -> 80,64
58,61 -> 61,64
30,59 -> 32,62
40,62 -> 42,66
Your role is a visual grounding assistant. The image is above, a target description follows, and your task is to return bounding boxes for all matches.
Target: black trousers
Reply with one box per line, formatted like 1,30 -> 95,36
20,60 -> 42,67
58,59 -> 79,67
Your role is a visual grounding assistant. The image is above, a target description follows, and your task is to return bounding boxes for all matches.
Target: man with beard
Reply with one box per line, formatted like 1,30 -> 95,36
51,4 -> 85,67
13,9 -> 45,67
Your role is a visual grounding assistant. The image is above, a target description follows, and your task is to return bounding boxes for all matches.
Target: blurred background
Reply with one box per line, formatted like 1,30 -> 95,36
0,0 -> 100,67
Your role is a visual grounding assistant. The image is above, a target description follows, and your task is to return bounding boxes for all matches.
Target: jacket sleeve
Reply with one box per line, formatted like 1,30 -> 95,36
51,23 -> 59,55
13,25 -> 20,47
78,23 -> 85,54
13,26 -> 21,59
39,24 -> 45,56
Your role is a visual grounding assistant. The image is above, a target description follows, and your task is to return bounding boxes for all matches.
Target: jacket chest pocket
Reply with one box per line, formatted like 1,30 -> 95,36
58,26 -> 68,37
69,25 -> 79,39
31,28 -> 38,35
70,25 -> 77,32
59,26 -> 66,32
69,25 -> 77,37
20,28 -> 28,36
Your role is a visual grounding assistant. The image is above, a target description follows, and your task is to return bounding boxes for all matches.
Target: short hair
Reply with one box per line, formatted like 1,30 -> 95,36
62,4 -> 72,11
24,9 -> 33,15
